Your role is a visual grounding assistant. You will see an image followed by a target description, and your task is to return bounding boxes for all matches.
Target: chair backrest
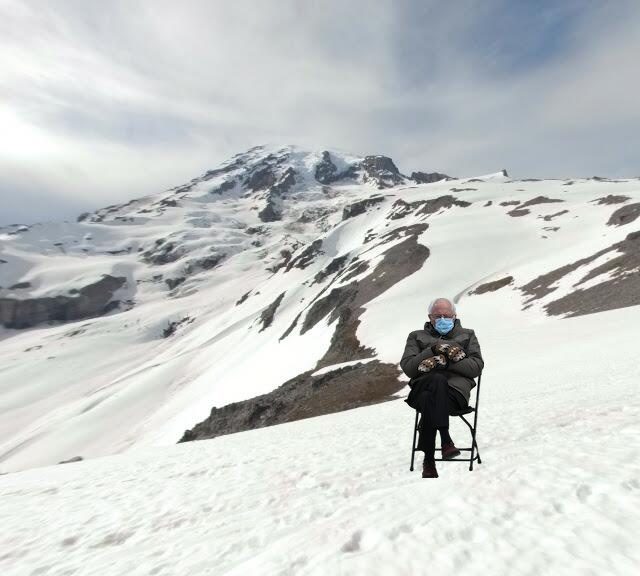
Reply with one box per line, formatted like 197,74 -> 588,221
472,371 -> 482,411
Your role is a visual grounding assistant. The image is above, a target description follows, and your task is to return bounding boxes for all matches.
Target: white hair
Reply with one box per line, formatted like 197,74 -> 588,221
428,298 -> 456,315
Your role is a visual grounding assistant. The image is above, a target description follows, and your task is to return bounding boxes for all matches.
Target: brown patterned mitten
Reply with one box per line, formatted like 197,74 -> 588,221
446,345 -> 467,362
418,353 -> 447,373
431,342 -> 452,356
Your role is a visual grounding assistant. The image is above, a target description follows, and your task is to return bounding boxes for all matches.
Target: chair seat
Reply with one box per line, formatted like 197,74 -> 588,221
450,406 -> 475,416
417,405 -> 475,429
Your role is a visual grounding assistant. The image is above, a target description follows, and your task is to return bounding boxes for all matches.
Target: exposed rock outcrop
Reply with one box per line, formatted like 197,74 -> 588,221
210,180 -> 235,195
178,360 -> 404,443
314,151 -> 340,184
591,195 -> 630,206
235,290 -> 251,306
259,292 -> 286,331
165,277 -> 186,290
342,196 -> 386,220
140,240 -> 186,265
388,195 -> 470,220
410,171 -> 451,183
607,203 -> 640,227
285,239 -> 324,272
508,196 -> 565,217
258,167 -> 297,222
361,155 -> 405,188
507,208 -> 530,217
0,275 -> 127,329
163,316 -> 194,337
520,231 -> 640,317
469,276 -> 514,295
312,255 -> 350,285
519,196 -> 565,209
183,253 -> 226,275
539,210 -> 569,221
58,456 -> 84,464
244,164 -> 278,192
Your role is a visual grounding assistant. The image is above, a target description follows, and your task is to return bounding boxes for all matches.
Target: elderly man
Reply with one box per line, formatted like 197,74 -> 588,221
400,297 -> 484,478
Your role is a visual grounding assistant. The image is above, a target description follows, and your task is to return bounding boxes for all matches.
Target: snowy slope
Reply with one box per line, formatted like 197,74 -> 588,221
1,144 -> 639,473
1,304 -> 639,576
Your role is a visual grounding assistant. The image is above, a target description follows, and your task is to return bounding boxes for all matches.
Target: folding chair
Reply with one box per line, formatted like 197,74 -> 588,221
409,372 -> 482,472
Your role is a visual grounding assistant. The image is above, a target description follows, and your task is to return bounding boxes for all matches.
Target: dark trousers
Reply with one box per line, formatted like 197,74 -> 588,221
415,372 -> 468,458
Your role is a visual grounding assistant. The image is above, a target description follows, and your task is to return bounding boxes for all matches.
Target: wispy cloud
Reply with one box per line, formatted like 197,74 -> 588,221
1,0 -> 639,224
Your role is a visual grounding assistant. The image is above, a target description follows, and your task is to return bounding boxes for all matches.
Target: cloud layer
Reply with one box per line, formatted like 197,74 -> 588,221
1,0 -> 639,224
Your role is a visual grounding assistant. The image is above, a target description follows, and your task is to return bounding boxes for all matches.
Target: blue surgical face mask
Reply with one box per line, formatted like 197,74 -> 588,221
434,317 -> 455,335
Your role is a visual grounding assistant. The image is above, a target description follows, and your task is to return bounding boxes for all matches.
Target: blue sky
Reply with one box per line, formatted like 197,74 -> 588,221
1,0 -> 639,224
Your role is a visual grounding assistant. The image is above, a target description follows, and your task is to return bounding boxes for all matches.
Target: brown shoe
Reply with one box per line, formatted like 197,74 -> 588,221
441,441 -> 461,459
422,458 -> 438,478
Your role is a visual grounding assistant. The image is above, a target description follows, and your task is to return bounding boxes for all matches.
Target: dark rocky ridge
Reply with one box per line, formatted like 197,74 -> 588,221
342,196 -> 386,220
0,275 -> 127,329
210,180 -> 235,195
257,167 -> 298,223
259,292 -> 286,331
285,240 -> 324,272
163,316 -> 194,337
314,151 -> 339,183
540,210 -> 569,221
591,195 -> 630,205
314,151 -> 358,184
520,231 -> 640,317
312,255 -> 350,285
519,196 -> 564,209
507,196 -> 564,218
360,155 -> 405,188
410,171 -> 451,183
178,360 -> 404,443
388,195 -> 471,221
141,239 -> 186,265
543,231 -> 640,317
469,276 -> 514,295
607,203 -> 640,227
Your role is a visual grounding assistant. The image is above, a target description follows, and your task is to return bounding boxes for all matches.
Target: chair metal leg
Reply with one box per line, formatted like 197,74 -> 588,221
459,414 -> 481,471
469,428 -> 476,471
471,374 -> 482,470
409,409 -> 419,471
471,432 -> 481,464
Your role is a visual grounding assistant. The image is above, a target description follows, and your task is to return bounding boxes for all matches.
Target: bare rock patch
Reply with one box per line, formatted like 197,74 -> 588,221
607,203 -> 640,227
178,360 -> 404,443
469,276 -> 514,295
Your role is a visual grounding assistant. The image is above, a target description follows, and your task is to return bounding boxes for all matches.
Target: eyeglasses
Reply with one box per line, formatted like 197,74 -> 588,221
429,314 -> 455,319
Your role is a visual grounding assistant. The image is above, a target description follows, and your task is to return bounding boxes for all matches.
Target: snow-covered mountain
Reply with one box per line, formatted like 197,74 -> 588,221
1,144 -> 639,474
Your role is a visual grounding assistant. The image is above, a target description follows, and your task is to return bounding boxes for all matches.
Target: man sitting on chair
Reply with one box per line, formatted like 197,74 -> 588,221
400,297 -> 484,478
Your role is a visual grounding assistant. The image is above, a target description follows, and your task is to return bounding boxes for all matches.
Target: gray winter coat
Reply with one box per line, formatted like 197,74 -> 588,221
400,319 -> 484,404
